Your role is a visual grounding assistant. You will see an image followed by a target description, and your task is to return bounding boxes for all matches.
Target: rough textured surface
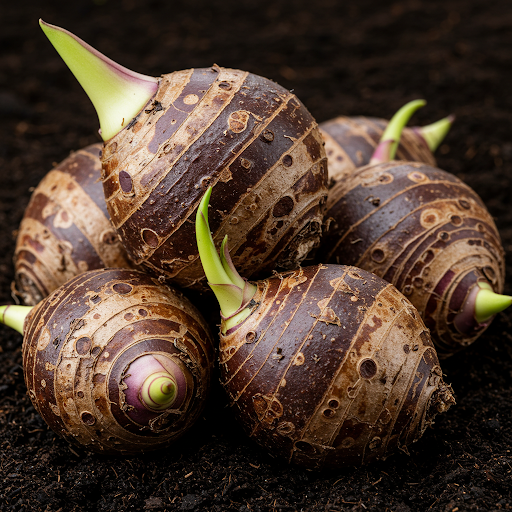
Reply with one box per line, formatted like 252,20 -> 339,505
320,116 -> 437,184
22,268 -> 214,455
320,161 -> 505,356
14,144 -> 132,306
1,0 -> 512,510
219,264 -> 454,469
102,67 -> 328,292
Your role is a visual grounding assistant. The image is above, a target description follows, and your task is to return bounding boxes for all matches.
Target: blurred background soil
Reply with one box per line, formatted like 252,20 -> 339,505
1,0 -> 512,510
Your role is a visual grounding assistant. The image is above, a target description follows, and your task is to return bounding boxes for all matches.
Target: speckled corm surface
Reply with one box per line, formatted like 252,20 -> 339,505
1,1 -> 512,510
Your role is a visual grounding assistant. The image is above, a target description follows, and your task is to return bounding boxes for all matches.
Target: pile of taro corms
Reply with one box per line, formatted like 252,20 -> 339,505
2,20 -> 511,470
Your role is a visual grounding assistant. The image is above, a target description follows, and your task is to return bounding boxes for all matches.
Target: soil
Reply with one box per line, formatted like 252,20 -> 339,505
1,0 -> 512,510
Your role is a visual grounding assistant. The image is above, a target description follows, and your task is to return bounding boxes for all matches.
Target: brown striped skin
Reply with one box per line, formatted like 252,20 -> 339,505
320,116 -> 436,185
101,67 -> 328,291
219,264 -> 454,469
22,268 -> 214,454
320,161 -> 505,356
14,144 -> 132,306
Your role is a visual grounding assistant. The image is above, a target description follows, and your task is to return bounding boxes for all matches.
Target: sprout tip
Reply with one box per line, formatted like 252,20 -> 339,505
370,99 -> 426,165
39,19 -> 158,141
195,187 -> 257,331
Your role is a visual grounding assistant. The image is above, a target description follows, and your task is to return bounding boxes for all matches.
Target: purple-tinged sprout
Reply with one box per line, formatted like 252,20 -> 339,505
141,373 -> 177,409
122,353 -> 189,424
319,105 -> 453,187
369,99 -> 426,165
475,285 -> 512,323
39,20 -> 158,141
195,187 -> 257,333
413,114 -> 456,153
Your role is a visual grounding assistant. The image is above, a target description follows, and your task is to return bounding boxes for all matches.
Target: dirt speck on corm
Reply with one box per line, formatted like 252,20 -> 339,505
1,1 -> 512,510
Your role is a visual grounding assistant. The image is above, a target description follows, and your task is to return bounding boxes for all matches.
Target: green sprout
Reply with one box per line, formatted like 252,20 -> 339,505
370,99 -> 426,165
474,282 -> 512,324
40,20 -> 159,141
140,372 -> 178,411
195,187 -> 257,333
417,115 -> 455,152
0,305 -> 33,335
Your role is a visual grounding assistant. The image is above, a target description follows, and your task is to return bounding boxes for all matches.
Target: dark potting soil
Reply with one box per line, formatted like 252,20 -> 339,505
1,0 -> 512,510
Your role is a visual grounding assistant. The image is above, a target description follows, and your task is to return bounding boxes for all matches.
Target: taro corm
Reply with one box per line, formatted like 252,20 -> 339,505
39,20 -> 328,292
320,99 -> 453,184
195,186 -> 454,469
320,100 -> 511,356
14,144 -> 132,306
0,268 -> 214,454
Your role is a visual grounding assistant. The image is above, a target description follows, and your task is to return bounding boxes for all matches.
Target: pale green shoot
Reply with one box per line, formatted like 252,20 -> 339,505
140,372 -> 177,411
196,187 -> 257,332
370,99 -> 426,164
474,282 -> 512,324
40,20 -> 158,141
418,115 -> 455,152
0,305 -> 33,335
